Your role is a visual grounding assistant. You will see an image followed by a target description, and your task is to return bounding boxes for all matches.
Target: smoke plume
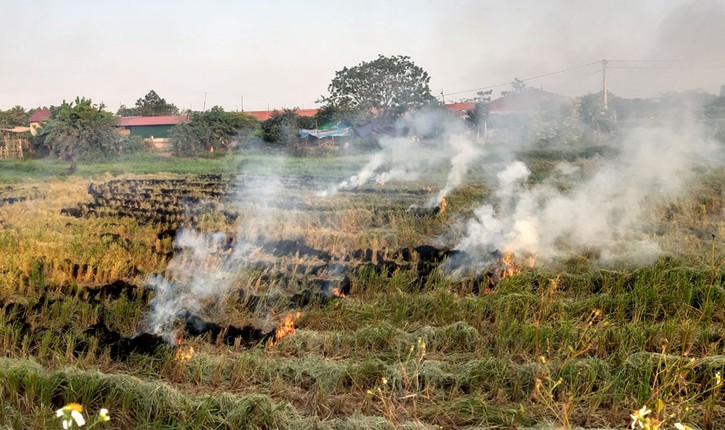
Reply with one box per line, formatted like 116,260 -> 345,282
457,121 -> 722,265
327,109 -> 484,206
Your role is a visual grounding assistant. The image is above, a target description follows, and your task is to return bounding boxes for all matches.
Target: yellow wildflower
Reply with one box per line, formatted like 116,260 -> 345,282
99,408 -> 111,422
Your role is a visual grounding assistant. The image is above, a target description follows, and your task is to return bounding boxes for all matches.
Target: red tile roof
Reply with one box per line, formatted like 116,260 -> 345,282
118,115 -> 190,127
29,109 -> 51,123
244,109 -> 318,122
444,102 -> 476,112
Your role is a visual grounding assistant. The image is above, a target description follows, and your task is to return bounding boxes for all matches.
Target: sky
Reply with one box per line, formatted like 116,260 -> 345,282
1,0 -> 724,112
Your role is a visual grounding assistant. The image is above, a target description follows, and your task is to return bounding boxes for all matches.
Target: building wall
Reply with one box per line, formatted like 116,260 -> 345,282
127,124 -> 174,138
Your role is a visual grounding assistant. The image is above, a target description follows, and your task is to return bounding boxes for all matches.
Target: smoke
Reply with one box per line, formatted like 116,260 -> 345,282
457,120 -> 722,265
326,108 -> 484,206
143,159 -> 288,342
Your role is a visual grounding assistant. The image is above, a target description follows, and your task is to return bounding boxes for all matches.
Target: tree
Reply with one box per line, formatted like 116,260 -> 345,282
260,109 -> 314,145
319,55 -> 436,125
169,106 -> 260,155
117,90 -> 179,116
464,89 -> 493,130
169,123 -> 202,156
43,98 -> 121,173
0,106 -> 28,128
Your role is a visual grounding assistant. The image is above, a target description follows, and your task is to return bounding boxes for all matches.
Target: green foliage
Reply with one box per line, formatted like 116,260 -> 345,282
117,90 -> 179,117
41,98 -> 122,173
577,93 -> 616,134
169,123 -> 202,156
319,55 -> 437,125
260,108 -> 314,145
465,89 -> 493,128
0,105 -> 28,128
119,134 -> 148,154
193,106 -> 260,150
170,107 -> 259,155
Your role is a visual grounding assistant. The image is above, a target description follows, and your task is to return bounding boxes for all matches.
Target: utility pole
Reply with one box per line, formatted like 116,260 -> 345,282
202,92 -> 208,111
440,90 -> 446,105
241,96 -> 244,112
602,59 -> 608,110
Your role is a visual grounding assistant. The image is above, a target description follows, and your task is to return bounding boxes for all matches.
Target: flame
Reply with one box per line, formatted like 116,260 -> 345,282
501,251 -> 520,278
270,312 -> 301,346
174,334 -> 194,362
500,251 -> 536,278
331,287 -> 345,298
438,197 -> 448,214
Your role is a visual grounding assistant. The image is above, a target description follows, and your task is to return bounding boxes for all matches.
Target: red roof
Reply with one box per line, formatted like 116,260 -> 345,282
444,102 -> 476,112
118,115 -> 190,127
29,109 -> 51,123
244,108 -> 318,122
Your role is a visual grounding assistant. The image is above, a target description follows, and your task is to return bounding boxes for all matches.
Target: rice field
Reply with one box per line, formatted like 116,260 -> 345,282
0,151 -> 723,429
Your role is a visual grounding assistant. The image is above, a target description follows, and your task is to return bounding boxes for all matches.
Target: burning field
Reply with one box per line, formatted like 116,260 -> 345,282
0,136 -> 724,428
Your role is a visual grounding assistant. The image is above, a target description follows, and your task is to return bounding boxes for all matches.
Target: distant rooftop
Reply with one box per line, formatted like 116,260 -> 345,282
29,109 -> 51,123
244,108 -> 319,122
118,115 -> 190,127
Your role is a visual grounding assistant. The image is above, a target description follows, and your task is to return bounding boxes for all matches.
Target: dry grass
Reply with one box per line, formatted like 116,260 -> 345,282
0,159 -> 723,429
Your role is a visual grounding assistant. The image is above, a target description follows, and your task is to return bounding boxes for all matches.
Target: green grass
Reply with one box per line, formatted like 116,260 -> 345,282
0,154 -> 723,428
0,151 -> 371,182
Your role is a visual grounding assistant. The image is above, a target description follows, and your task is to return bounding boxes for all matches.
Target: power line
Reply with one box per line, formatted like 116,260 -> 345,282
609,65 -> 725,70
444,58 -> 725,98
444,60 -> 601,97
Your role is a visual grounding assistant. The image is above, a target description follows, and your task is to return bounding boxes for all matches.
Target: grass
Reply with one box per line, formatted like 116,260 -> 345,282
0,151 -> 371,182
0,150 -> 723,428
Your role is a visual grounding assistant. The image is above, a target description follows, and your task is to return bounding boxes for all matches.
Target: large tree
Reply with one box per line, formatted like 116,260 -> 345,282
319,55 -> 436,124
170,106 -> 259,155
0,106 -> 28,128
117,90 -> 179,117
43,98 -> 122,173
260,109 -> 314,145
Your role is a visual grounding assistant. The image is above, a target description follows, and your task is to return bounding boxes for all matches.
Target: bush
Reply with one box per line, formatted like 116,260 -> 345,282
169,123 -> 203,157
119,135 -> 148,154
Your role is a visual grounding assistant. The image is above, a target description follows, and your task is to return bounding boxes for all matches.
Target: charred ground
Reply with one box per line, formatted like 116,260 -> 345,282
0,157 -> 723,429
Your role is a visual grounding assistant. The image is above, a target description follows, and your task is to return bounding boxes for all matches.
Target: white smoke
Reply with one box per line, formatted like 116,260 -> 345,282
144,160 -> 288,341
458,122 -> 721,264
325,108 -> 484,205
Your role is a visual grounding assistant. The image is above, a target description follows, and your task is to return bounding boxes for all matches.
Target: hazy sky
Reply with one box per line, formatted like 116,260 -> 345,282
1,0 -> 724,111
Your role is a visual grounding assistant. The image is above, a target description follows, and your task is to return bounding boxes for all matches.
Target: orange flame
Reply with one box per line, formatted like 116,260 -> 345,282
270,312 -> 301,346
438,197 -> 448,214
501,251 -> 520,278
174,334 -> 194,362
331,287 -> 346,298
500,251 -> 536,278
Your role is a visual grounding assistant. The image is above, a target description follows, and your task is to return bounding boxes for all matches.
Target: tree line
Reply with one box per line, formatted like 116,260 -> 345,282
4,55 -> 725,173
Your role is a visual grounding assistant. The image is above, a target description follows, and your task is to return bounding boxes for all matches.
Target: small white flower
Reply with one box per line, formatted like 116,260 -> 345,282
675,423 -> 693,430
62,419 -> 71,429
56,408 -> 65,418
70,409 -> 85,427
630,405 -> 651,428
99,408 -> 110,422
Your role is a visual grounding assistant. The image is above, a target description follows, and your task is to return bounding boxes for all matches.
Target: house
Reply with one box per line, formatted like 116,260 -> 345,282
444,102 -> 476,117
118,115 -> 190,151
486,89 -> 571,137
28,109 -> 51,135
243,108 -> 318,122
